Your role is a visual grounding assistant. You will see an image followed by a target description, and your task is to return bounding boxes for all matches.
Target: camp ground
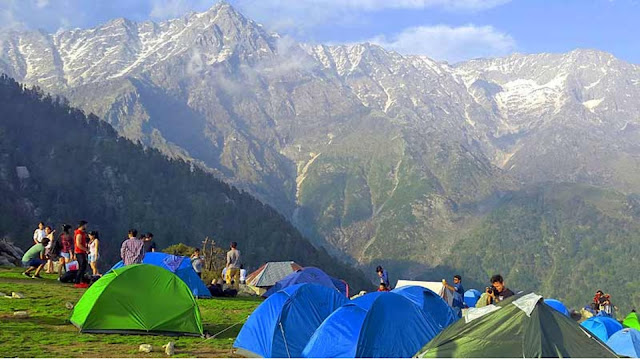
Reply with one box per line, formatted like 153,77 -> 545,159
1,263 -> 638,358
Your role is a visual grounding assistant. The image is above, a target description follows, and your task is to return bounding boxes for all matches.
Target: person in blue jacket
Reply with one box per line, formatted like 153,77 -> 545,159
376,265 -> 389,289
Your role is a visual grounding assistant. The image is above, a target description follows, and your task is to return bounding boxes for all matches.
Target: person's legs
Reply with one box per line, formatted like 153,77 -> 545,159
231,268 -> 240,290
33,262 -> 45,277
23,265 -> 36,276
58,256 -> 66,277
75,253 -> 87,284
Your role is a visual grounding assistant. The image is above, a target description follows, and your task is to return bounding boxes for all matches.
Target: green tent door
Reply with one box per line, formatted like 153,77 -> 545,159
70,264 -> 203,336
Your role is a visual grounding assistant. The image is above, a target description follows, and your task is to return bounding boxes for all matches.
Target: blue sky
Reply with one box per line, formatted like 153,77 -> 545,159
1,0 -> 638,64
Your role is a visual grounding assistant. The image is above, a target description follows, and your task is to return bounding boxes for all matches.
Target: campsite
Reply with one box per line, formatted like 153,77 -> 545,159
2,1 -> 640,359
0,267 -> 261,357
3,255 -> 640,358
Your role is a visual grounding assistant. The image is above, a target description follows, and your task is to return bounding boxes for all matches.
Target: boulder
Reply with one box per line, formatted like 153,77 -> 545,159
0,239 -> 23,266
0,256 -> 14,267
138,344 -> 153,353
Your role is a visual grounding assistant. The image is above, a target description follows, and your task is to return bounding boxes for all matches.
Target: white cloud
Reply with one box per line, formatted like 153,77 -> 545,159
367,24 -> 516,63
36,0 -> 49,9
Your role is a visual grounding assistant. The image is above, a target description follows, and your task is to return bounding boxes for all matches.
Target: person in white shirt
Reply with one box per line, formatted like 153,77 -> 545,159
33,222 -> 46,244
239,264 -> 247,284
221,267 -> 227,284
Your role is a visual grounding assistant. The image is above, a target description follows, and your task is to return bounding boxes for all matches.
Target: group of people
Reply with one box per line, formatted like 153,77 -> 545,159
374,264 -> 515,313
22,221 -> 100,285
22,221 -> 161,288
591,290 -> 615,315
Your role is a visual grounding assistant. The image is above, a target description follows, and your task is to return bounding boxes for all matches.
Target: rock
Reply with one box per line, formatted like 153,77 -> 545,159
11,292 -> 25,299
0,256 -> 15,267
0,238 -> 24,260
13,311 -> 28,318
162,341 -> 175,356
138,344 -> 153,353
65,302 -> 74,310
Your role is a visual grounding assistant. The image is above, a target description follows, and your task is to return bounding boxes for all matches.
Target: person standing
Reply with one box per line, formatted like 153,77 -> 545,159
33,222 -> 46,244
57,224 -> 72,279
44,225 -> 56,274
22,238 -> 49,279
143,232 -> 157,253
88,231 -> 101,276
73,221 -> 89,288
376,265 -> 390,289
226,242 -> 241,290
443,275 -> 466,316
120,229 -> 145,266
190,248 -> 204,278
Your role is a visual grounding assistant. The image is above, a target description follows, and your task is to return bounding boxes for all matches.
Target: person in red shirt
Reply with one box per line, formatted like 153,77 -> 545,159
73,220 -> 89,288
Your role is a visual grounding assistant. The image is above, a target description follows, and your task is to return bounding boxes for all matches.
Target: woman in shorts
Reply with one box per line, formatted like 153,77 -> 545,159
88,231 -> 101,276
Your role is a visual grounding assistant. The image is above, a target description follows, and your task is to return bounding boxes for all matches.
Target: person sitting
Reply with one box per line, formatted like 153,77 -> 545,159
239,264 -> 247,284
486,274 -> 514,305
377,283 -> 390,292
209,282 -> 225,297
22,238 -> 49,279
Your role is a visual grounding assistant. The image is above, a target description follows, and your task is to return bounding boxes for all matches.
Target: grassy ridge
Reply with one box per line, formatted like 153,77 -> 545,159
0,267 -> 261,358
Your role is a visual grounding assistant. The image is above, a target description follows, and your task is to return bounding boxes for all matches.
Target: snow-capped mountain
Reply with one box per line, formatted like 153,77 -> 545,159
2,2 -> 640,276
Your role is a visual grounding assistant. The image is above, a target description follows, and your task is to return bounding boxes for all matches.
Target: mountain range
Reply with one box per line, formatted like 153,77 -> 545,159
1,2 -> 639,310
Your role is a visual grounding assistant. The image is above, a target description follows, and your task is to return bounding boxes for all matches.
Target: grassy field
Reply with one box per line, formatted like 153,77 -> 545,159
0,267 -> 262,358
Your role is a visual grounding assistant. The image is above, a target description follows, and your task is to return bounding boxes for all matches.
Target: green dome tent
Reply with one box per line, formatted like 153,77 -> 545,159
623,311 -> 640,331
70,264 -> 203,336
416,293 -> 618,358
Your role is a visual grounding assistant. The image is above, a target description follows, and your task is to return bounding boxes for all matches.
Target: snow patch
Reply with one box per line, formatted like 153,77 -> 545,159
584,79 -> 601,90
582,98 -> 604,111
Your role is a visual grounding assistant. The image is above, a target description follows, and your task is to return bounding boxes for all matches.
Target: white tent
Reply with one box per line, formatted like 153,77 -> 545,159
395,280 -> 455,306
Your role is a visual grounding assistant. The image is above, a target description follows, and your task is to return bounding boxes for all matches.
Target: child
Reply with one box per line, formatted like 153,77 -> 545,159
88,231 -> 101,276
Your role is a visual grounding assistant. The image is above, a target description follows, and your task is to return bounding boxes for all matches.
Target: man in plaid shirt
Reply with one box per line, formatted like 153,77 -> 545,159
121,229 -> 145,266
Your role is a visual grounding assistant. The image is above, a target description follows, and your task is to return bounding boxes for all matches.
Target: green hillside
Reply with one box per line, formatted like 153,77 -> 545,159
445,183 -> 640,313
0,75 -> 371,291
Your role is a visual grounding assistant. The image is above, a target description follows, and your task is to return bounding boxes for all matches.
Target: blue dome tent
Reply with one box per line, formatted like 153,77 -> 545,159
263,267 -> 348,298
302,292 -> 440,358
606,328 -> 640,358
464,289 -> 482,308
234,283 -> 347,358
544,298 -> 570,317
581,316 -> 623,342
110,252 -> 210,298
392,286 -> 459,330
